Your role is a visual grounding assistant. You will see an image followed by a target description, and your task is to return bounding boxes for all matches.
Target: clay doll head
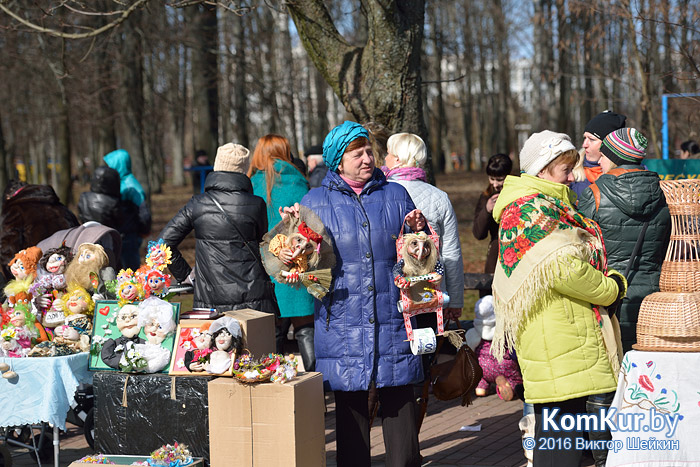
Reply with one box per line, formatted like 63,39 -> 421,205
9,247 -> 43,281
116,304 -> 141,339
400,232 -> 438,277
7,293 -> 33,327
286,222 -> 322,268
208,317 -> 242,354
64,243 -> 109,291
60,284 -> 95,317
137,297 -> 175,345
145,269 -> 171,296
193,323 -> 213,350
118,280 -> 143,302
39,246 -> 73,275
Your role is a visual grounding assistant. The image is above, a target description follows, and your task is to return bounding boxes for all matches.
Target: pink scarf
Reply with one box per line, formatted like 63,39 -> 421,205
381,166 -> 427,182
339,175 -> 367,195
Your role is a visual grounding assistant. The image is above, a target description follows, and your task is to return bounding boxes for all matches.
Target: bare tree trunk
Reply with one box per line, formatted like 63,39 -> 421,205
187,4 -> 219,163
0,117 -> 8,194
272,7 -> 299,152
492,0 -> 516,153
556,0 -> 573,137
231,12 -> 249,148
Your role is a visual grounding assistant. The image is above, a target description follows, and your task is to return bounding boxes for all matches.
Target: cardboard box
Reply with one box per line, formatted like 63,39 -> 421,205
208,372 -> 325,467
69,455 -> 204,466
223,308 -> 275,358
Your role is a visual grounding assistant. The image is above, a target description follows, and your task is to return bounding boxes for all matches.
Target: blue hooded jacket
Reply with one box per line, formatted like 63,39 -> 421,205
103,149 -> 146,206
301,168 -> 423,392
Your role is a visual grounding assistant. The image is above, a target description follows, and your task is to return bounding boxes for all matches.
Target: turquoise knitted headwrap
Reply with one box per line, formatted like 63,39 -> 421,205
322,121 -> 369,172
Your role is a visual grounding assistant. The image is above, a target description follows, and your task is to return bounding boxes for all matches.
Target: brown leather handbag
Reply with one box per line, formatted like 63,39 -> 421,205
429,322 -> 483,407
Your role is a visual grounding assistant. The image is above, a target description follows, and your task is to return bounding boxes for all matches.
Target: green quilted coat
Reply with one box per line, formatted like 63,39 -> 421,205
578,166 -> 671,352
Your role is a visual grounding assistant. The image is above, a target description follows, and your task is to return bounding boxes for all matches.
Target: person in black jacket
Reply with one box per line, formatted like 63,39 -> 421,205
78,166 -> 122,229
0,180 -> 79,282
160,143 -> 278,315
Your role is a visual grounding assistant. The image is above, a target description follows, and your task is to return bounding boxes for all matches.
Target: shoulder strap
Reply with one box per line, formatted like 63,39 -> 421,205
624,221 -> 649,280
590,184 -> 601,212
207,193 -> 264,267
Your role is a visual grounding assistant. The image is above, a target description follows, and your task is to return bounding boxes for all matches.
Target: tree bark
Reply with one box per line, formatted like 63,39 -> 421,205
286,0 -> 427,139
231,12 -> 249,148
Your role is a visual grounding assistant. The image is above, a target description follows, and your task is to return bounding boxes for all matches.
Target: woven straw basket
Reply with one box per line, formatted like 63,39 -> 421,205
634,291 -> 700,352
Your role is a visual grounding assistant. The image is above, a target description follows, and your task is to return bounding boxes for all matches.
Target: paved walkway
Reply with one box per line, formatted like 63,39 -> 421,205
4,388 -> 596,467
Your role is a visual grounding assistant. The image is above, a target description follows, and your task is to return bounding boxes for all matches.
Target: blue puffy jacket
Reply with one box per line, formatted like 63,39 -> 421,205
301,168 -> 423,392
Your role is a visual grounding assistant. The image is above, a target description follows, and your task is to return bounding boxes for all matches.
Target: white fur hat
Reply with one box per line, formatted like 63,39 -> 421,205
519,130 -> 576,176
465,295 -> 496,351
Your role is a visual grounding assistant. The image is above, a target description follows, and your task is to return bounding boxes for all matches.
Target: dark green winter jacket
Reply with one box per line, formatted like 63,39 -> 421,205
578,166 -> 671,352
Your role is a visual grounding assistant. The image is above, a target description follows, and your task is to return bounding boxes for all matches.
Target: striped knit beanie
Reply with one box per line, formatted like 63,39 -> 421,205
601,128 -> 647,166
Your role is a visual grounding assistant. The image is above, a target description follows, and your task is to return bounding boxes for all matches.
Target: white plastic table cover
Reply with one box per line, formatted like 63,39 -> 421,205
606,350 -> 700,467
0,352 -> 92,430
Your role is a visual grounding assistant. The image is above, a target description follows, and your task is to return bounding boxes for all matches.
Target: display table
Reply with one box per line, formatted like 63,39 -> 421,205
607,350 -> 700,467
0,352 -> 93,466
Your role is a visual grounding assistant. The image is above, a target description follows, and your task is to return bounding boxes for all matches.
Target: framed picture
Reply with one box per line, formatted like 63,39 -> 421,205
89,300 -> 181,373
169,319 -> 239,377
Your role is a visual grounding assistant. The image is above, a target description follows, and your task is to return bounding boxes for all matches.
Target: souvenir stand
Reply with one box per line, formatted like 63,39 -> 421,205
0,352 -> 93,467
607,180 -> 700,466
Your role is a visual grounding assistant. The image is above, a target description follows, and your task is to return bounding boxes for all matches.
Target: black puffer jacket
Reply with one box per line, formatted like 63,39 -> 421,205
0,183 -> 79,281
160,171 -> 278,314
79,166 -> 122,229
578,166 -> 671,352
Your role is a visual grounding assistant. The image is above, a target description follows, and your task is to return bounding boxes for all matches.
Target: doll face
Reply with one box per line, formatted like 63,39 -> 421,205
144,317 -> 169,345
78,248 -> 95,264
194,331 -> 212,350
288,234 -> 314,258
10,259 -> 27,280
66,293 -> 88,314
116,307 -> 140,338
121,283 -> 139,301
407,238 -> 429,261
47,253 -> 67,274
148,275 -> 165,293
215,329 -> 233,351
9,308 -> 27,327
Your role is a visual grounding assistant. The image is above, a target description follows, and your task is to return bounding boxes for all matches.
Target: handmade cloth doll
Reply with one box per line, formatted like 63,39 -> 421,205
145,239 -> 172,272
29,314 -> 92,357
54,284 -> 95,318
0,292 -> 38,358
394,230 -> 449,340
206,316 -> 242,374
465,295 -> 522,401
183,322 -> 213,372
133,297 -> 176,372
261,206 -> 336,300
143,269 -> 172,299
100,304 -> 145,370
3,247 -> 42,315
30,246 -> 73,328
64,243 -> 116,299
115,270 -> 145,307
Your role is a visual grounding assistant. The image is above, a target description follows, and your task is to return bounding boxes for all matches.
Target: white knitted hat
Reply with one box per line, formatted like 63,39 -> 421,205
214,143 -> 250,173
519,131 -> 576,176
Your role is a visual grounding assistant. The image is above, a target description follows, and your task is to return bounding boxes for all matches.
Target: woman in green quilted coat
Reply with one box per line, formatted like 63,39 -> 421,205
492,130 -> 626,467
248,134 -> 315,371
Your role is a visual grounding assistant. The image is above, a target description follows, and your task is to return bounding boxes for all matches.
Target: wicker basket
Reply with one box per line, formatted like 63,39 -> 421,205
633,291 -> 700,351
659,261 -> 700,292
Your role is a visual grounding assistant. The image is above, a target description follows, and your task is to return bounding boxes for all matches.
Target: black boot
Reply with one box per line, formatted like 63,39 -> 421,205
275,318 -> 291,354
586,392 -> 615,467
294,324 -> 315,372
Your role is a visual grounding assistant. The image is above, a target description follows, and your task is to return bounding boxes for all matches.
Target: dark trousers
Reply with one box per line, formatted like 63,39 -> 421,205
533,396 -> 587,467
335,385 -> 420,467
586,391 -> 615,467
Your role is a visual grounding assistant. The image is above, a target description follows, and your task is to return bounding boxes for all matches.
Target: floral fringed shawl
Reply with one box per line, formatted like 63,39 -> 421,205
492,192 -> 623,377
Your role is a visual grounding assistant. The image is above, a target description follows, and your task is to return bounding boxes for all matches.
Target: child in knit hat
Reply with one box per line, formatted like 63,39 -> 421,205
466,295 -> 523,401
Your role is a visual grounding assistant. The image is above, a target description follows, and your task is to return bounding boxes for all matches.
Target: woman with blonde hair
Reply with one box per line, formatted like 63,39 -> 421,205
248,134 -> 315,371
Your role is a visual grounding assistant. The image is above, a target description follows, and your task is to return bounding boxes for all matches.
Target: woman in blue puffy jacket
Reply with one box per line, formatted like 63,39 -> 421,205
282,121 -> 425,467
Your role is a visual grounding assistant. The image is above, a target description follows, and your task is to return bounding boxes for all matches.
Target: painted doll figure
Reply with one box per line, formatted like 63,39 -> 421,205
29,314 -> 92,357
143,269 -> 172,299
393,232 -> 450,307
184,322 -> 213,372
3,247 -> 43,313
55,284 -> 95,318
0,294 -> 38,358
64,243 -> 116,298
31,246 -> 73,328
134,297 -> 176,372
206,316 -> 242,375
100,304 -> 145,369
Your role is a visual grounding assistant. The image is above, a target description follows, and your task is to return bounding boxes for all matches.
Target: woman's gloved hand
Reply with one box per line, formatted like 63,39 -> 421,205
607,273 -> 626,317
